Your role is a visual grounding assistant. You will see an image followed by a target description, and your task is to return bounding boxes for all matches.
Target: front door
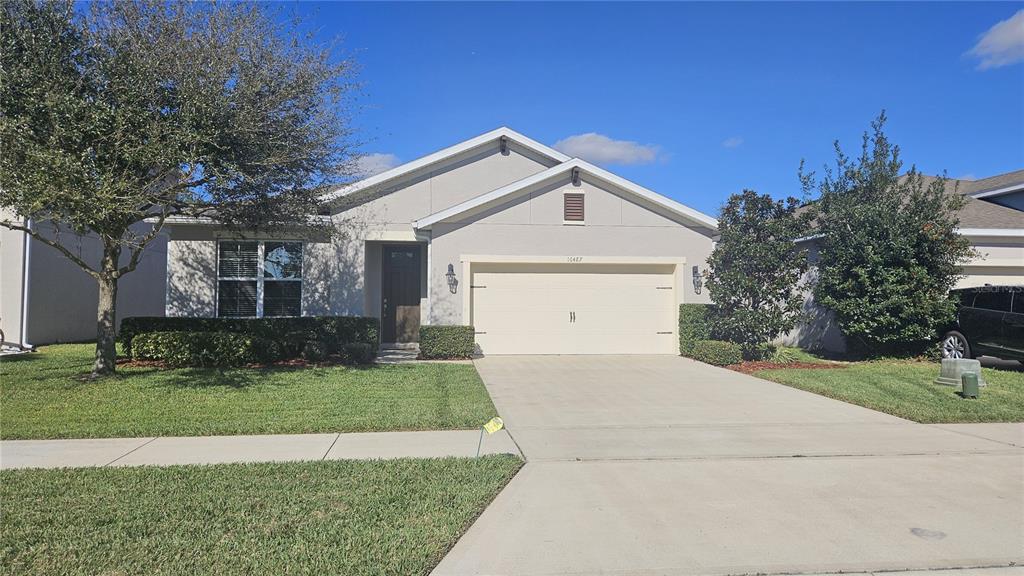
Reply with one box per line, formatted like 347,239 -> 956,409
382,245 -> 422,343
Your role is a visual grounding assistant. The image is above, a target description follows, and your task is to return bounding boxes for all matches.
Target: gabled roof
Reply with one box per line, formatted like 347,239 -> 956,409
413,158 -> 718,232
320,127 -> 569,204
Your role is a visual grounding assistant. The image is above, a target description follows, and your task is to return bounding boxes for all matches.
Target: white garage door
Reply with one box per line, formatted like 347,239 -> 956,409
470,263 -> 678,355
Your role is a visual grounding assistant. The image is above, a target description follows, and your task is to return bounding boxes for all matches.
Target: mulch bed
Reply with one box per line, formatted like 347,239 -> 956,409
727,361 -> 847,374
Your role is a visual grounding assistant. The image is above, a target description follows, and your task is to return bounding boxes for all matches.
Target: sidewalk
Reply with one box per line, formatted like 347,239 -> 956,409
0,429 -> 520,469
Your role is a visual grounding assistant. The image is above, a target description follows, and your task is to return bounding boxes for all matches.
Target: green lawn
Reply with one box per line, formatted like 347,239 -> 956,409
755,360 -> 1024,423
0,344 -> 498,439
0,456 -> 522,576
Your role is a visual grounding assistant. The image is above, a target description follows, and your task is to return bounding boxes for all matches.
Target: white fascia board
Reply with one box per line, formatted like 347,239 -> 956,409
792,229 -> 1024,244
146,215 -> 332,226
320,127 -> 570,203
414,158 -> 719,231
969,183 -> 1024,199
957,228 -> 1024,238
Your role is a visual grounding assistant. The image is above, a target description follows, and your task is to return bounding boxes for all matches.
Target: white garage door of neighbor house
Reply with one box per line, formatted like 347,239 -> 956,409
470,263 -> 678,355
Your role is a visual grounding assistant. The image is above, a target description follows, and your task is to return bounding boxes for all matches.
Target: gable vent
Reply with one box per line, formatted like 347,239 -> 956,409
564,193 -> 585,222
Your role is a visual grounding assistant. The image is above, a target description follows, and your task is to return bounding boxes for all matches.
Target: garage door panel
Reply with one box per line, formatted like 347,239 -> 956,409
470,264 -> 678,355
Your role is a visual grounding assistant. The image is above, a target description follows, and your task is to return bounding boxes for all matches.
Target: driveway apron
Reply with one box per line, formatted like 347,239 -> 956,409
432,355 -> 1024,576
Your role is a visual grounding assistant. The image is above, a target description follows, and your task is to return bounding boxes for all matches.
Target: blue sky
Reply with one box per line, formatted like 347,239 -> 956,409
298,2 -> 1024,217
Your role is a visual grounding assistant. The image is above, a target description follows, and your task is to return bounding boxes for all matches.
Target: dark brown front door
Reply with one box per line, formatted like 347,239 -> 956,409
382,245 -> 422,343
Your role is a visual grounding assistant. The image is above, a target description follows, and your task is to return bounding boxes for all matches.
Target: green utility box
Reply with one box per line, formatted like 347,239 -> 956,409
961,372 -> 980,399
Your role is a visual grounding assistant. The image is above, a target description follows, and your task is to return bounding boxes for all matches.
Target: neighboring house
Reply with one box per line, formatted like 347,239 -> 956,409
161,127 -> 719,355
782,169 -> 1024,352
0,212 -> 168,347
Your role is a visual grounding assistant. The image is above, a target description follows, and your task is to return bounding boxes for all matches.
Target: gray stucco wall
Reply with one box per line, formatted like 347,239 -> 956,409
428,174 -> 715,324
0,219 -> 167,345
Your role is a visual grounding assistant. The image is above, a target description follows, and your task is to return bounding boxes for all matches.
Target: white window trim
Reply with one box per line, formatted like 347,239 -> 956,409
215,240 -> 304,318
563,189 -> 585,226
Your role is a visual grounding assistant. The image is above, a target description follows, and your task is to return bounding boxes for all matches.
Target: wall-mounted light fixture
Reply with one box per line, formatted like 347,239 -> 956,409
692,265 -> 702,295
499,136 -> 509,155
571,167 -> 581,186
446,263 -> 459,294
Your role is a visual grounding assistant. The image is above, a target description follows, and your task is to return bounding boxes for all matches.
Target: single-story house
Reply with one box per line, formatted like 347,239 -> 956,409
161,127 -> 719,355
782,169 -> 1024,352
0,212 -> 167,348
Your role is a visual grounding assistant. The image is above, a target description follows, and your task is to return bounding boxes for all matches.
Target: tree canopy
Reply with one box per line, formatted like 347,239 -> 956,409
801,112 -> 975,356
0,0 -> 357,374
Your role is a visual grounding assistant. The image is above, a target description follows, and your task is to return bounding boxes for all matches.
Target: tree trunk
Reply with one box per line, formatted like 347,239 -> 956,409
93,248 -> 120,376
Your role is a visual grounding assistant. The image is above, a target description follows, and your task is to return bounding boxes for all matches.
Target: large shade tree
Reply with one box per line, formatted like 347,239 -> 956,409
0,0 -> 356,375
801,113 -> 975,356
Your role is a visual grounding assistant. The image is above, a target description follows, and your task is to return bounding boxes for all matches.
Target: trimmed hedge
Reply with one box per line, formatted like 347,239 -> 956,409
121,316 -> 379,356
340,342 -> 376,365
133,331 -> 281,367
687,339 -> 743,367
678,304 -> 714,355
419,325 -> 475,360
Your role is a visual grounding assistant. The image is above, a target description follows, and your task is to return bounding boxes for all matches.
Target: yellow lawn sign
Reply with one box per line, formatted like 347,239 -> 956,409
476,417 -> 505,457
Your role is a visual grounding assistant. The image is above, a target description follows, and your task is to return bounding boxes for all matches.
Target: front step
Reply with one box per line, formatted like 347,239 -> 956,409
380,342 -> 420,351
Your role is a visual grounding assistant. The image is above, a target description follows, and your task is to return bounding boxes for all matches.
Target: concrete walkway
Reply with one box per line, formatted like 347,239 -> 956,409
433,355 -> 1024,576
0,429 -> 520,469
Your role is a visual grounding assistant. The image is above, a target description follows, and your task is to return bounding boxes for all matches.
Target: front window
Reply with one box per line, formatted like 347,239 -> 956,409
217,241 -> 303,317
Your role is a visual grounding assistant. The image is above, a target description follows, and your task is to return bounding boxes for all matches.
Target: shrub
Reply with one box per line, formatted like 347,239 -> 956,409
686,339 -> 743,367
770,346 -> 803,364
742,343 -> 777,362
132,331 -> 280,367
807,113 -> 974,357
419,325 -> 475,359
340,342 -> 376,365
705,190 -> 811,351
301,340 -> 329,363
678,304 -> 714,355
120,316 -> 379,356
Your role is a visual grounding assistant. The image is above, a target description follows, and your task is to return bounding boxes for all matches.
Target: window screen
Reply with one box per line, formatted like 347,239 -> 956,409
217,241 -> 302,317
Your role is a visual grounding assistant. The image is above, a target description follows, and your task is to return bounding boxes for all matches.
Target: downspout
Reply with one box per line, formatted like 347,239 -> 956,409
18,217 -> 33,350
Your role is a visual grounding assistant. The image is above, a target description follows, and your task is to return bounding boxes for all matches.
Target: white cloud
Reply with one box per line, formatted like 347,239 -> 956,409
721,136 -> 744,149
967,9 -> 1024,70
354,153 -> 400,177
552,133 -> 662,165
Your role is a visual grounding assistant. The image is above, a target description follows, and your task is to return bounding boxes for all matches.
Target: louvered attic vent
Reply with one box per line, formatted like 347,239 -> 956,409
564,193 -> 584,222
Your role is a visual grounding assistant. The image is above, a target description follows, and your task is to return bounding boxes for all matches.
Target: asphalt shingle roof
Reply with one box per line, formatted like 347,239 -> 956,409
923,171 -> 1024,230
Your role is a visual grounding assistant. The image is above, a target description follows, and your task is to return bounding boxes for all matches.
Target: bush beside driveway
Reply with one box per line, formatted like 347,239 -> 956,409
0,456 -> 522,576
755,360 -> 1024,423
0,344 -> 498,439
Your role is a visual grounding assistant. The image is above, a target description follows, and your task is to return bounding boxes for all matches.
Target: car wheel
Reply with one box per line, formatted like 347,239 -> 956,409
941,331 -> 971,359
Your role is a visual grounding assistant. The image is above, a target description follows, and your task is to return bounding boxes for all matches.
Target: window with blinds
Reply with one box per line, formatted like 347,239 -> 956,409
217,241 -> 302,317
564,193 -> 585,222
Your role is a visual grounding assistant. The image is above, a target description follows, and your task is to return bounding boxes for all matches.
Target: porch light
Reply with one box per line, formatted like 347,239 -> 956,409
499,136 -> 509,155
571,167 -> 581,186
692,265 -> 702,295
446,263 -> 459,294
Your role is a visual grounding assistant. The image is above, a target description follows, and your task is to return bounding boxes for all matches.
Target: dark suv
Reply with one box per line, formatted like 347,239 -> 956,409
941,285 -> 1024,361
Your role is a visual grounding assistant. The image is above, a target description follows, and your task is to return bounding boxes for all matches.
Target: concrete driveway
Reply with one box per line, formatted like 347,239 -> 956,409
433,355 -> 1024,576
